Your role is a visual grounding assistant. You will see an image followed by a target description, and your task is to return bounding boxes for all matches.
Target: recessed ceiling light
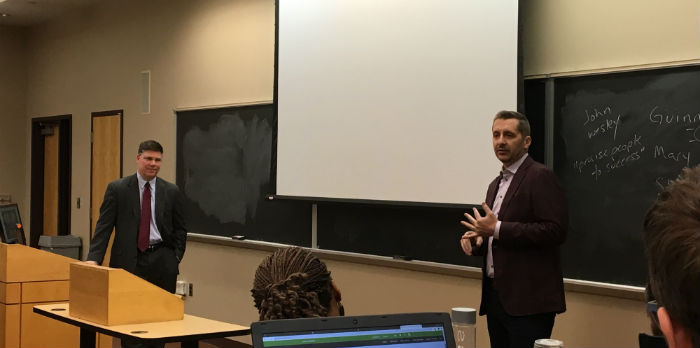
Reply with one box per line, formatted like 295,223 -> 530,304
1,13 -> 10,18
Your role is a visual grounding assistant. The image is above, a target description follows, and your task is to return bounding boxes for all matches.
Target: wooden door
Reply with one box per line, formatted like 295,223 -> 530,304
90,112 -> 122,264
30,116 -> 71,247
43,125 -> 60,236
90,111 -> 122,348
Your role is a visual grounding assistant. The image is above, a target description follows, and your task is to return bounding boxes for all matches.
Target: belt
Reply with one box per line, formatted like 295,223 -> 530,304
143,242 -> 164,252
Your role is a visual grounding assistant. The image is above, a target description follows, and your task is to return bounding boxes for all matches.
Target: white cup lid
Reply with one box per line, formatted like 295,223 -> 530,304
534,338 -> 563,347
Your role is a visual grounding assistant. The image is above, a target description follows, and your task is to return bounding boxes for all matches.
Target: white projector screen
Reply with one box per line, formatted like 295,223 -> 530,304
276,0 -> 518,204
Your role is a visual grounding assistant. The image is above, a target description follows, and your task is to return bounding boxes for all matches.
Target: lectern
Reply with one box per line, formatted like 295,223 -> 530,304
35,263 -> 249,348
69,263 -> 184,325
0,243 -> 79,347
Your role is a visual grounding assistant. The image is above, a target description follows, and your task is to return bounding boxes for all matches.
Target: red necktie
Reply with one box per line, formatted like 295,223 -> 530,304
138,182 -> 151,252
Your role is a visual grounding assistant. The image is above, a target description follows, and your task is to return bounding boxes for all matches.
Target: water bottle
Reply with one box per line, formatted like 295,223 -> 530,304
451,307 -> 476,348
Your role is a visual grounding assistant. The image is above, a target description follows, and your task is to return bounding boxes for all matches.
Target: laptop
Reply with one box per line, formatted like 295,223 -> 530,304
251,312 -> 455,348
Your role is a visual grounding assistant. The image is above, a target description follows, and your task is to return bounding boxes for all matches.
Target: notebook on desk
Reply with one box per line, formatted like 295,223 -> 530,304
251,312 -> 455,348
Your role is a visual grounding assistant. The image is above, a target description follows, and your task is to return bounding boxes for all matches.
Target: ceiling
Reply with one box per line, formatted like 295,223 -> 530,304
0,0 -> 98,27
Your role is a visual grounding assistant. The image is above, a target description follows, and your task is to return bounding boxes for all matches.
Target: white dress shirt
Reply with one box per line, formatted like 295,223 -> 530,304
136,173 -> 162,244
486,153 -> 528,278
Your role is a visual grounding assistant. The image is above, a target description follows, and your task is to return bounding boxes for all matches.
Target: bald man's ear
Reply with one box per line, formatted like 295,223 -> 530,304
658,307 -> 693,348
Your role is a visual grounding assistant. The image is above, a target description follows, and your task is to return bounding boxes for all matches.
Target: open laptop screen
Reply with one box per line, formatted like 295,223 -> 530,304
252,312 -> 455,348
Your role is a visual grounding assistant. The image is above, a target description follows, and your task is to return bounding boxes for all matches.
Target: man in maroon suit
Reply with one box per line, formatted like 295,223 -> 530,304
461,110 -> 568,348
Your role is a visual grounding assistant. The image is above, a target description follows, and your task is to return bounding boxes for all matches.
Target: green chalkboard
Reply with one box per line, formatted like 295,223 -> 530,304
176,104 -> 311,245
553,65 -> 700,286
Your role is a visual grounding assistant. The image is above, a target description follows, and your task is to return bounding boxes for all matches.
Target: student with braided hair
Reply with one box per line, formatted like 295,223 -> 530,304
251,247 -> 344,320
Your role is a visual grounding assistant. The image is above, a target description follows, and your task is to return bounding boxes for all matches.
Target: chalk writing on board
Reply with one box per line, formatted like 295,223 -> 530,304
570,102 -> 700,183
583,106 -> 620,141
648,106 -> 700,143
181,113 -> 272,224
653,145 -> 691,167
583,106 -> 611,125
688,126 -> 700,143
648,105 -> 700,126
572,132 -> 645,181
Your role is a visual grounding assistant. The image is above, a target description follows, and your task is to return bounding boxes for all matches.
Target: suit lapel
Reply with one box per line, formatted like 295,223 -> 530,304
486,176 -> 500,207
499,156 -> 532,216
128,174 -> 141,219
155,178 -> 165,232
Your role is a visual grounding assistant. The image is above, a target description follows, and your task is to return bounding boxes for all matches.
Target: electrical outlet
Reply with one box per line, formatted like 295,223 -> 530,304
0,194 -> 11,202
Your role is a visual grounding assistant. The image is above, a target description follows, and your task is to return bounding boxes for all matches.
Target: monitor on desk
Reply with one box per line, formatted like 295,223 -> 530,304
251,312 -> 455,348
0,203 -> 25,245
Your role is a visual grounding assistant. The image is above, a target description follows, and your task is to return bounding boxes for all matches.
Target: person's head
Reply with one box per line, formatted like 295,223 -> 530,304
251,247 -> 343,321
136,140 -> 163,181
644,166 -> 699,348
492,110 -> 531,167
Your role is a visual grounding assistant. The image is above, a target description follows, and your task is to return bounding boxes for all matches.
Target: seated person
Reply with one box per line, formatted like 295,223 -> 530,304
251,247 -> 343,320
643,166 -> 699,348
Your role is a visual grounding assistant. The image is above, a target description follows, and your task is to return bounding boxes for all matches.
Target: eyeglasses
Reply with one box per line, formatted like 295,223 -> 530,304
647,300 -> 660,333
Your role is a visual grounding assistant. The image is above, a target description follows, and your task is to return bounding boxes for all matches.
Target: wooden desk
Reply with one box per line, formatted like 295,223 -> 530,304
34,304 -> 250,348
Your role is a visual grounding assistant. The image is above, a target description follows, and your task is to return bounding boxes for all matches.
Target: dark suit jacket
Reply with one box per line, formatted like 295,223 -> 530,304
474,155 -> 567,316
87,174 -> 187,273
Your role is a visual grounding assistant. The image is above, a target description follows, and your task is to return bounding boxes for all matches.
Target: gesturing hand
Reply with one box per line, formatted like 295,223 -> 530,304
460,202 -> 497,239
460,232 -> 483,256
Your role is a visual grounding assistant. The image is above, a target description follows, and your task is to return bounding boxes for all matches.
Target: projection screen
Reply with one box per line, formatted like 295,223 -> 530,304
276,0 -> 519,204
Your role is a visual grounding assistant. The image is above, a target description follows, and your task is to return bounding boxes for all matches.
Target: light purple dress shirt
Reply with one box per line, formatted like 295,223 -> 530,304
486,153 -> 528,278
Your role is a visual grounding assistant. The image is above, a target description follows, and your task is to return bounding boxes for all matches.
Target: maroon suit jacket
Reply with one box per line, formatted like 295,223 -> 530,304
475,155 -> 568,316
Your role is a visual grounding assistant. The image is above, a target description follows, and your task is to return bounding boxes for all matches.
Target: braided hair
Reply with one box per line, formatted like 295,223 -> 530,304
251,247 -> 333,320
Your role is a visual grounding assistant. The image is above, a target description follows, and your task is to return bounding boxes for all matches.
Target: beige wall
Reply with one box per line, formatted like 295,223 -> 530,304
11,0 -> 698,347
0,26 -> 27,216
24,0 -> 274,251
522,0 -> 700,76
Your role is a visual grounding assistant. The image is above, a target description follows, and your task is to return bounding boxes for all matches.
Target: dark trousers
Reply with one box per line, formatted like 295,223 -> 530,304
485,279 -> 555,348
135,244 -> 178,293
122,245 -> 179,348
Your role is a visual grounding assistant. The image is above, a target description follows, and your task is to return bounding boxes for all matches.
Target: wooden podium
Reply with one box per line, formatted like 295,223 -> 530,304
69,263 -> 184,325
0,243 -> 80,348
32,263 -> 247,348
35,303 -> 250,348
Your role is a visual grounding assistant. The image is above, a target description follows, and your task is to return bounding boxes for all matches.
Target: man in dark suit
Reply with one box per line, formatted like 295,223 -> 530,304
87,140 -> 187,294
460,111 -> 567,348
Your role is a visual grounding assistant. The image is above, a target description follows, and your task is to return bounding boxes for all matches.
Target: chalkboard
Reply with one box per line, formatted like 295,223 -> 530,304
553,66 -> 700,286
176,104 -> 311,245
317,202 -> 483,268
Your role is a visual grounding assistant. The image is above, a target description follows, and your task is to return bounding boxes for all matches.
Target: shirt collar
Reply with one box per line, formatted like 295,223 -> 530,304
502,153 -> 528,175
136,172 -> 156,188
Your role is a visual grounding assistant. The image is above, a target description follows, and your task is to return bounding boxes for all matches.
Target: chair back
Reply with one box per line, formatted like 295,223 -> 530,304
638,333 -> 668,348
